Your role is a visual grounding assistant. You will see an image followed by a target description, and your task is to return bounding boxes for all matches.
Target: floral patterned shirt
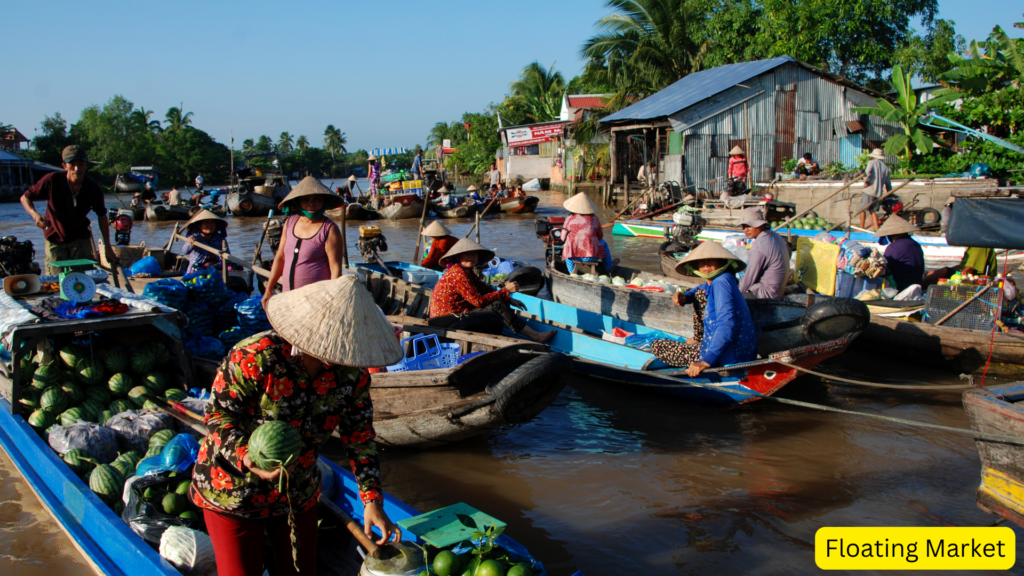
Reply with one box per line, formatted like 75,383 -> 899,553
190,332 -> 382,520
429,264 -> 509,317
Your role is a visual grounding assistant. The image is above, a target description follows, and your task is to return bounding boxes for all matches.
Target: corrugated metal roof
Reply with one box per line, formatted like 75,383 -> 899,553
567,96 -> 607,109
603,56 -> 796,123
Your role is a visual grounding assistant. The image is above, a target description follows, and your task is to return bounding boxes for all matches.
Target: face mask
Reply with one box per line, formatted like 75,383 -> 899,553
689,260 -> 739,280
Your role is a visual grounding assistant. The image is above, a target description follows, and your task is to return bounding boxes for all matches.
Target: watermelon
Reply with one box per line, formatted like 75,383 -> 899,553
18,358 -> 35,386
130,349 -> 156,374
109,399 -> 135,415
150,429 -> 176,450
63,448 -> 95,477
145,446 -> 162,459
141,341 -> 171,367
248,421 -> 303,471
108,373 -> 133,398
103,348 -> 130,374
165,389 -> 187,403
80,399 -> 106,422
28,409 -> 55,432
144,373 -> 168,392
32,363 -> 62,390
119,450 -> 144,468
76,358 -> 104,386
85,387 -> 112,406
40,387 -> 70,414
142,399 -> 160,411
110,458 -> 133,479
60,407 -> 86,427
19,390 -> 39,412
99,410 -> 113,424
59,344 -> 85,369
128,386 -> 151,407
61,381 -> 84,404
88,464 -> 125,506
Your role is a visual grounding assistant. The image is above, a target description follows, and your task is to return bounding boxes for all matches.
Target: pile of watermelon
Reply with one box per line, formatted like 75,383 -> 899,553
788,217 -> 832,231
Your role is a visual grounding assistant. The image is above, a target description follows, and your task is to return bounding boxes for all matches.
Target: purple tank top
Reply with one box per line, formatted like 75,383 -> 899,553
282,216 -> 336,291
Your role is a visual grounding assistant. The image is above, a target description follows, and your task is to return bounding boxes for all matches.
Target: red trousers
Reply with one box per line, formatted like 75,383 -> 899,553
203,507 -> 318,576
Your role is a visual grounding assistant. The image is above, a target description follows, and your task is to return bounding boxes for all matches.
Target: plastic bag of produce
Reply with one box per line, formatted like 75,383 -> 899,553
121,475 -> 202,545
318,458 -> 336,499
48,421 -> 119,463
160,526 -> 216,575
184,334 -> 226,362
106,410 -> 173,453
181,268 -> 230,309
217,326 -> 252,348
721,234 -> 750,263
183,300 -> 214,337
216,292 -> 248,327
126,257 -> 162,278
142,279 -> 189,311
235,296 -> 271,333
135,434 -> 200,477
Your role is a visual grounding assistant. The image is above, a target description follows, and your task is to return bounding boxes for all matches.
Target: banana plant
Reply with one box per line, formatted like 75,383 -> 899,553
940,25 -> 1024,96
852,65 -> 959,161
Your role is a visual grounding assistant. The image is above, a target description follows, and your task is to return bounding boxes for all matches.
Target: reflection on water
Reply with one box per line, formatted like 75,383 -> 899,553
3,189 -> 1023,575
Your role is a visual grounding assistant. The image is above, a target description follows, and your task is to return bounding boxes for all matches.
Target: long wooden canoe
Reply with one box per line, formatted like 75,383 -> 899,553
963,382 -> 1024,527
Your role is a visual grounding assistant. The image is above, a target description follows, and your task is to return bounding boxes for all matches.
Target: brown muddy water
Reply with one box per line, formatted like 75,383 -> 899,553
1,185 -> 1021,574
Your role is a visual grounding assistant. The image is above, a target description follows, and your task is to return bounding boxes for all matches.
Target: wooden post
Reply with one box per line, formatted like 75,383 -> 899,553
475,212 -> 481,244
221,240 -> 229,285
624,173 -> 630,207
341,205 -> 349,267
609,130 -> 618,187
654,129 -> 661,187
744,101 -> 753,190
412,192 -> 431,265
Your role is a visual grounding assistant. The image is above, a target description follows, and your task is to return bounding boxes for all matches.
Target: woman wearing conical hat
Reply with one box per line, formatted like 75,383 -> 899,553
650,241 -> 757,376
262,176 -> 345,309
192,276 -> 404,575
561,192 -> 618,274
181,209 -> 230,274
874,215 -> 924,292
428,238 -> 554,343
419,220 -> 459,271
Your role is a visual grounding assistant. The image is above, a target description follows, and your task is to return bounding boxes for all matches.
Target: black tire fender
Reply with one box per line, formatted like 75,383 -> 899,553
800,298 -> 870,343
506,266 -> 544,297
487,352 -> 572,424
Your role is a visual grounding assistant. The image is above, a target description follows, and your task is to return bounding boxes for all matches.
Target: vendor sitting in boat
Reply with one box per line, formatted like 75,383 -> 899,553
874,216 -> 924,293
737,207 -> 790,299
181,209 -> 230,274
435,186 -> 455,209
467,185 -> 483,203
429,238 -> 555,343
419,220 -> 459,271
651,241 -> 757,377
923,244 -> 999,289
561,192 -> 618,274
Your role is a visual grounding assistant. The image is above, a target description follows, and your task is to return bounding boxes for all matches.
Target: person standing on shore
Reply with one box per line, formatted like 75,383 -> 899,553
860,148 -> 890,231
20,145 -> 115,275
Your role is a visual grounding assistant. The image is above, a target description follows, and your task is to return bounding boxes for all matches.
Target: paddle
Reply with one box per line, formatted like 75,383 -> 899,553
251,210 -> 276,267
934,285 -> 992,326
413,190 -> 431,265
464,196 -> 501,239
318,494 -> 384,559
173,233 -> 273,279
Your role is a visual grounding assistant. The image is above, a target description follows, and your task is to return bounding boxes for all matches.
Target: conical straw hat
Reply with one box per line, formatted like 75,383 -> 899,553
348,175 -> 358,182
265,275 -> 403,367
563,192 -> 598,215
467,185 -> 478,192
421,220 -> 451,237
438,186 -> 450,193
675,240 -> 747,274
278,176 -> 343,211
440,238 -> 495,265
184,209 -> 227,230
873,215 -> 920,237
367,154 -> 377,161
729,146 -> 745,156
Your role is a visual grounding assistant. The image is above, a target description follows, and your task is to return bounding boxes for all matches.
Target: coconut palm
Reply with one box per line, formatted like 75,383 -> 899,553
581,0 -> 711,97
295,135 -> 309,154
323,125 -> 348,177
277,132 -> 294,155
241,138 -> 255,156
134,107 -> 163,134
509,62 -> 566,122
164,103 -> 194,131
426,121 -> 464,154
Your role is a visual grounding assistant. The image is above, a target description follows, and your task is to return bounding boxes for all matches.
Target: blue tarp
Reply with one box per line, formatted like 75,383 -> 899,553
946,198 -> 1024,249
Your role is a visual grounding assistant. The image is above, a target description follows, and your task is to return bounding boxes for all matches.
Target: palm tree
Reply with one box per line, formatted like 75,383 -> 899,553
509,62 -> 566,122
323,125 -> 342,176
426,121 -> 463,154
164,103 -> 194,131
295,135 -> 309,154
277,132 -> 294,155
241,138 -> 255,157
581,0 -> 711,98
134,107 -> 163,134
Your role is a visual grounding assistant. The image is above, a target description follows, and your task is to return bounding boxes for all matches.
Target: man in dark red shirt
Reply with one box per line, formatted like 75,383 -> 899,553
20,145 -> 115,275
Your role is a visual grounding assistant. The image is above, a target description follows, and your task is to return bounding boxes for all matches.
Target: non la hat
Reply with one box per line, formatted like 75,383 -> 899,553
265,275 -> 403,367
467,185 -> 478,192
278,176 -> 344,211
62,145 -> 88,163
738,207 -> 768,228
675,240 -> 747,274
440,238 -> 495,266
729,146 -> 745,156
869,148 -> 885,159
563,192 -> 598,215
348,175 -> 358,182
367,154 -> 377,161
421,220 -> 452,237
184,209 -> 227,231
873,215 -> 920,237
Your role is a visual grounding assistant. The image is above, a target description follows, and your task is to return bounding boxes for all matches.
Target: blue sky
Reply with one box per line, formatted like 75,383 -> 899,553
5,0 -> 1021,152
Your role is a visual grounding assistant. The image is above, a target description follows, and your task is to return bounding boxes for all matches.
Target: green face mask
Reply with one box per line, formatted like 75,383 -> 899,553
284,204 -> 326,219
688,260 -> 738,280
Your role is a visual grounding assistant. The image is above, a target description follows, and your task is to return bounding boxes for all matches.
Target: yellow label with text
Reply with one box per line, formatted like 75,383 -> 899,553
815,527 -> 1015,570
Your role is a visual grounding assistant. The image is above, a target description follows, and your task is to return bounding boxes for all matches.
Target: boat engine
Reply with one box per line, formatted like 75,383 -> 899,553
113,209 -> 134,246
357,226 -> 388,262
0,236 -> 37,278
535,216 -> 566,262
659,210 -> 707,255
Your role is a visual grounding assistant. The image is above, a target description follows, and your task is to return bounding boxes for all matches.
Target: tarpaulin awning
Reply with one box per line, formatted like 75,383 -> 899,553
370,148 -> 408,156
946,198 -> 1024,249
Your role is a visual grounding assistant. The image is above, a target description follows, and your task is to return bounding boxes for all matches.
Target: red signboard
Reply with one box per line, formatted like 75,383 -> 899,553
506,122 -> 570,148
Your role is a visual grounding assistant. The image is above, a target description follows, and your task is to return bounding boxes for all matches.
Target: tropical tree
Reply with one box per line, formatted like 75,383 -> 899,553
241,138 -> 255,156
295,135 -> 309,154
28,113 -> 77,166
852,65 -> 958,161
73,95 -> 157,175
164,103 -> 194,132
941,24 -> 1024,96
134,107 -> 163,135
509,61 -> 566,122
277,131 -> 294,155
426,121 -> 464,155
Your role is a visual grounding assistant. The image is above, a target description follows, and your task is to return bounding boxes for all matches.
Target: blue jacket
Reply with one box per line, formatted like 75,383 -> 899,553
684,273 -> 757,366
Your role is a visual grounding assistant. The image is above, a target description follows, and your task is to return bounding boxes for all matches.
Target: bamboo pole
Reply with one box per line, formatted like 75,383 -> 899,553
772,175 -> 866,231
823,178 -> 917,233
744,102 -> 753,190
602,189 -> 651,229
464,197 -> 499,239
412,193 -> 431,265
174,233 -> 272,279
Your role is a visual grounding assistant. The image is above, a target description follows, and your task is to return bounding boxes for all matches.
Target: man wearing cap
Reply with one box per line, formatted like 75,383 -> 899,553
874,216 -> 924,292
20,145 -> 115,275
736,207 -> 790,299
860,148 -> 891,231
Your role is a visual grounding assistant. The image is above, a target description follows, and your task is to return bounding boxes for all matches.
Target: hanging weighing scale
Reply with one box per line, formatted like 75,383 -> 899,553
50,259 -> 98,303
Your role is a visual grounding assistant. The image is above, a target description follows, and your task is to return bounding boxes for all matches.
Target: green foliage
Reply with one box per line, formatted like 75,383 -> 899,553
446,110 -> 503,177
508,61 -> 565,123
941,22 -> 1024,96
73,95 -> 158,176
160,127 -> 230,187
28,113 -> 78,167
781,157 -> 798,173
893,19 -> 965,83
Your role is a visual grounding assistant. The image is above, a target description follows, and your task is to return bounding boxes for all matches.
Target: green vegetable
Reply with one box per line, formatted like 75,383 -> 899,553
63,448 -> 95,477
60,407 -> 87,427
76,358 -> 104,386
32,363 -> 62,390
86,386 -> 112,406
164,389 -> 187,403
149,429 -> 176,450
162,493 -> 187,516
144,373 -> 168,392
128,386 -> 151,408
110,458 -> 133,479
130,349 -> 156,374
79,399 -> 106,422
61,381 -> 84,404
103,348 -> 130,374
109,399 -> 135,415
59,344 -> 85,370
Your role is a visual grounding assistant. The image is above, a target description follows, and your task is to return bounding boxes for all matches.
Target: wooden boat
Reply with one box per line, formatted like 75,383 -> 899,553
377,193 -> 425,220
344,202 -> 379,221
963,382 -> 1024,526
431,203 -> 476,219
659,253 -> 704,284
226,190 -> 282,217
499,196 -> 540,214
227,153 -> 292,216
144,203 -> 192,222
369,319 -> 571,447
115,167 -> 160,193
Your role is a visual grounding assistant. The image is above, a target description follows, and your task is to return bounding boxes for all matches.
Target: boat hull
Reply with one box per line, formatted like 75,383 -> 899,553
500,196 -> 539,214
378,195 -> 425,220
226,191 -> 279,216
143,204 -> 192,222
963,382 -> 1024,526
431,204 -> 476,219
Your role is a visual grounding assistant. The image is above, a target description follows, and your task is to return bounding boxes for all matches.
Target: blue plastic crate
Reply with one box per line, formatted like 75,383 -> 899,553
386,334 -> 460,372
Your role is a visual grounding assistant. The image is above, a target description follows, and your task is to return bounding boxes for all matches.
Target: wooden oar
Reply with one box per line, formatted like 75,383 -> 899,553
413,191 -> 431,265
318,493 -> 383,559
823,178 -> 917,233
164,223 -> 180,251
141,393 -> 207,434
601,188 -> 652,229
174,233 -> 273,279
251,210 -> 276,266
464,196 -> 501,239
629,201 -> 684,221
772,175 -> 865,231
372,251 -> 395,277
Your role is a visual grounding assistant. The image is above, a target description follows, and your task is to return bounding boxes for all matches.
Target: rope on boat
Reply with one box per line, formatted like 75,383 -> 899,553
774,361 -> 973,391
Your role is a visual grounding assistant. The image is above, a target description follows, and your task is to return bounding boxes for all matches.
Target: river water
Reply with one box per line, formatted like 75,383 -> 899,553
0,184 -> 1021,575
